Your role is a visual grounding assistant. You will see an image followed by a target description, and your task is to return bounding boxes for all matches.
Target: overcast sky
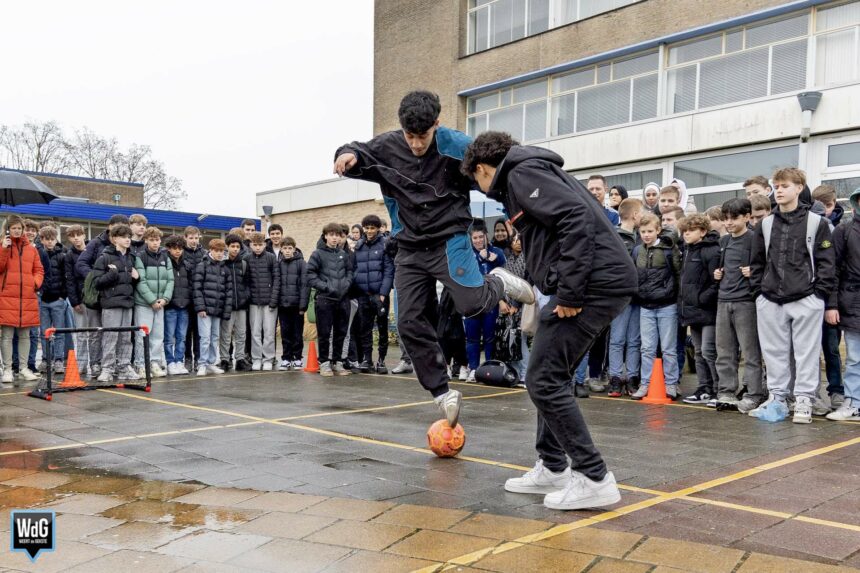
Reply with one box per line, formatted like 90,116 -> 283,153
1,1 -> 374,217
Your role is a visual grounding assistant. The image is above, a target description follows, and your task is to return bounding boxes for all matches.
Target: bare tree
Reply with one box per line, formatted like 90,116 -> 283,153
0,121 -> 70,173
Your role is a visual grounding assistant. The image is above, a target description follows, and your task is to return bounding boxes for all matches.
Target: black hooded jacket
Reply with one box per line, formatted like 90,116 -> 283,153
193,256 -> 233,319
38,244 -> 67,303
91,245 -> 138,309
336,127 -> 474,249
75,230 -> 111,279
750,205 -> 837,307
279,249 -> 309,310
64,245 -> 86,307
486,146 -> 637,307
307,244 -> 353,302
678,231 -> 721,326
633,232 -> 682,309
225,255 -> 251,311
833,191 -> 860,332
167,253 -> 192,310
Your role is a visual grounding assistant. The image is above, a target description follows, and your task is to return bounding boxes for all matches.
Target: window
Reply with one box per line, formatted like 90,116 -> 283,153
673,146 -> 799,188
695,189 -> 746,211
467,81 -> 548,142
666,14 -> 809,113
829,141 -> 860,166
821,176 -> 860,200
603,169 -> 664,191
815,2 -> 860,86
468,0 -> 637,54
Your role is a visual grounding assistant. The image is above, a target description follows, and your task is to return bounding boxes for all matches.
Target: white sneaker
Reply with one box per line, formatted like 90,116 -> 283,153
544,471 -> 621,510
489,267 -> 535,304
279,359 -> 290,370
262,362 -> 273,371
458,366 -> 468,381
793,396 -> 813,424
197,366 -> 207,376
434,389 -> 463,428
19,368 -> 38,382
207,364 -> 225,375
826,398 -> 860,421
505,460 -> 571,494
117,366 -> 141,381
466,369 -> 476,383
166,363 -> 177,376
151,363 -> 167,378
251,360 -> 262,371
2,369 -> 12,384
292,360 -> 303,369
97,370 -> 114,384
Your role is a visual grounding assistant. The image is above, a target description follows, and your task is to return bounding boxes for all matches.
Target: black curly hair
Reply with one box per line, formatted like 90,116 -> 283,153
398,91 -> 441,134
461,131 -> 518,178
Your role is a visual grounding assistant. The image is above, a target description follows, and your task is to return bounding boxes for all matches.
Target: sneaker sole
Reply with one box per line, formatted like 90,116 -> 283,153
543,489 -> 621,510
504,482 -> 567,495
792,415 -> 812,424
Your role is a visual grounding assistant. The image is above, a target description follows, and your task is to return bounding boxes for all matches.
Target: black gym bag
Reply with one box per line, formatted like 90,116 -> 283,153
474,360 -> 519,388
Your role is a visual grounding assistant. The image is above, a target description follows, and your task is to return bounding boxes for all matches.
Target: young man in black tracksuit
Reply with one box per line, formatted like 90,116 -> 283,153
352,215 -> 395,374
183,226 -> 207,371
278,237 -> 308,370
463,132 -> 637,511
334,91 -> 533,426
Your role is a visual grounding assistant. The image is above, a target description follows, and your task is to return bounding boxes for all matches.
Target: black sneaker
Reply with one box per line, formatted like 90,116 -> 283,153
607,376 -> 623,397
682,389 -> 712,404
220,360 -> 231,372
625,376 -> 640,396
375,360 -> 388,374
359,360 -> 371,373
574,384 -> 589,399
235,359 -> 251,371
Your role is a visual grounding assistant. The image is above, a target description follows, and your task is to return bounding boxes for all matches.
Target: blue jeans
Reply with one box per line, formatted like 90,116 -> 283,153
512,331 -> 531,382
608,303 -> 640,379
465,308 -> 498,370
844,330 -> 860,402
165,308 -> 189,365
197,315 -> 220,367
40,299 -> 67,362
822,323 -> 844,396
574,352 -> 589,384
640,304 -> 679,386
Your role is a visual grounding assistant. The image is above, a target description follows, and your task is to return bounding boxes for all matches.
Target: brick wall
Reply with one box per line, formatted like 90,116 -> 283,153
374,0 -> 790,134
270,200 -> 391,257
30,173 -> 144,207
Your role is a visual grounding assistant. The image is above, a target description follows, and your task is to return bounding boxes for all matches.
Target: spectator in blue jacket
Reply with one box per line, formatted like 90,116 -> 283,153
464,226 -> 506,381
352,215 -> 394,373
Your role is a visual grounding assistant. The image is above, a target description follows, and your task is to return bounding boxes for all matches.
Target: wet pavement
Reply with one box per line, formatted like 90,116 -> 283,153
1,359 -> 860,571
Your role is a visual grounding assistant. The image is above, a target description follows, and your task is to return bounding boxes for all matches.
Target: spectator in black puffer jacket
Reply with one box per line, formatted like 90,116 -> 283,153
246,232 -> 280,371
64,225 -> 88,375
92,224 -> 140,383
277,237 -> 307,370
36,226 -> 67,374
307,222 -> 354,376
193,239 -> 232,376
183,225 -> 208,370
351,215 -> 394,373
677,215 -> 721,404
164,235 -> 191,376
221,234 -> 251,372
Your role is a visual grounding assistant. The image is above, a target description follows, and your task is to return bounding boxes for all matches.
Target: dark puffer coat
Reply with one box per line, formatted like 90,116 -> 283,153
677,231 -> 721,327
226,255 -> 251,311
307,245 -> 353,301
193,256 -> 233,319
247,250 -> 280,307
183,245 -> 208,276
279,250 -> 308,310
633,232 -> 681,309
39,244 -> 67,303
352,236 -> 394,296
833,189 -> 860,332
167,253 -> 192,310
91,245 -> 138,309
75,230 -> 111,279
64,245 -> 86,307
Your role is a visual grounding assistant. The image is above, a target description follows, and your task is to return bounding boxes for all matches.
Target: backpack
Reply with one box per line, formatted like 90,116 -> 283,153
761,212 -> 821,281
82,272 -> 100,309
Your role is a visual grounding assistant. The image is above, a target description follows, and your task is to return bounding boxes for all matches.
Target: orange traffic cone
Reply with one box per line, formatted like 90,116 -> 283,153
303,341 -> 320,373
59,350 -> 86,388
640,358 -> 672,404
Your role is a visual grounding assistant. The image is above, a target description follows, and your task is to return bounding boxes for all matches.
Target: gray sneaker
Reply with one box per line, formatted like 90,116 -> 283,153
716,392 -> 739,405
831,393 -> 845,409
812,397 -> 831,416
391,360 -> 413,374
489,267 -> 535,304
630,385 -> 648,400
434,389 -> 463,428
736,396 -> 763,414
117,365 -> 141,381
332,362 -> 352,376
665,384 -> 679,400
319,362 -> 334,377
587,378 -> 606,393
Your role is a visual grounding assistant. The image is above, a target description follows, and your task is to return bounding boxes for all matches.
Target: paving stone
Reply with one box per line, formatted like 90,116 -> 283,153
472,543 -> 595,572
301,496 -> 394,521
63,549 -> 193,573
745,518 -> 860,561
235,491 -> 326,512
235,511 -> 337,539
0,471 -> 76,489
84,521 -> 192,551
101,499 -> 199,523
372,503 -> 471,530
54,513 -> 125,540
737,552 -> 860,573
448,512 -> 553,540
627,537 -> 745,573
55,476 -> 143,495
586,557 -> 653,573
170,486 -> 261,506
123,481 -> 205,501
534,527 -> 643,559
227,538 -> 351,572
157,530 -> 271,562
305,519 -> 415,551
170,505 -> 263,530
0,486 -> 58,508
322,549 -> 439,573
385,529 -> 499,562
0,538 -> 111,573
46,493 -> 126,515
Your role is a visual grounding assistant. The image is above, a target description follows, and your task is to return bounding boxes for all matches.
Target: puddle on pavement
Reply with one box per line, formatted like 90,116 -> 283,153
172,506 -> 262,529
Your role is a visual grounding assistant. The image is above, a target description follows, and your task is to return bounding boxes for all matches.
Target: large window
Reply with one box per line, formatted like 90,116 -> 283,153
816,2 -> 860,86
673,146 -> 798,188
666,14 -> 809,113
468,0 -> 637,54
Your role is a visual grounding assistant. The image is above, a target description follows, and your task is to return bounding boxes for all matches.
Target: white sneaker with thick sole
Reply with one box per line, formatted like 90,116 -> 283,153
251,361 -> 262,371
197,366 -> 207,376
207,364 -> 225,375
19,368 -> 38,382
150,363 -> 167,378
458,366 -> 468,381
262,362 -> 273,371
489,267 -> 535,304
2,369 -> 13,384
793,396 -> 813,424
466,369 -> 476,383
505,461 -> 571,494
434,389 -> 462,428
97,370 -> 114,384
826,398 -> 860,421
544,471 -> 622,510
292,360 -> 303,369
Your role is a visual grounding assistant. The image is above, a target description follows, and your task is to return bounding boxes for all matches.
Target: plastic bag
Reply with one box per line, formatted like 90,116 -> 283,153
751,399 -> 788,422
